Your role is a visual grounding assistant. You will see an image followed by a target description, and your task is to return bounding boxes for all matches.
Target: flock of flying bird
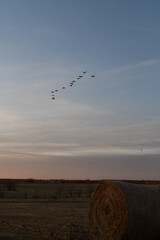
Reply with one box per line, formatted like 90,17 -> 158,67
50,71 -> 95,100
50,73 -> 146,153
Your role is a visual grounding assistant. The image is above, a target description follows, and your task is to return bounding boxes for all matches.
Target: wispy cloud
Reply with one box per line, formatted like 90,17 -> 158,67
0,61 -> 160,159
1,114 -> 159,157
102,59 -> 160,76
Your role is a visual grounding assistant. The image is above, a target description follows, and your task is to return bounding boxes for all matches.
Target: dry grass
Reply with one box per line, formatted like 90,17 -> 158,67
0,180 -> 159,240
0,182 -> 96,240
0,202 -> 91,239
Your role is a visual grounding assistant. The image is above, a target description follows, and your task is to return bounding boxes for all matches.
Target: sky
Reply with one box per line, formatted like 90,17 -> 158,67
0,0 -> 160,180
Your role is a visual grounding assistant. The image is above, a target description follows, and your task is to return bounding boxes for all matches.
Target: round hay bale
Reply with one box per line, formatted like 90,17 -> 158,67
89,181 -> 160,240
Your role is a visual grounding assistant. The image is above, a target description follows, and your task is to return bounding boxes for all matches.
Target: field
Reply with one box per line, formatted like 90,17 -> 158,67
0,180 -> 97,240
0,179 -> 159,240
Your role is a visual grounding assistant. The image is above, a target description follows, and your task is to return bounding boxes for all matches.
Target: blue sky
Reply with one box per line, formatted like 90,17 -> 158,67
0,0 -> 160,179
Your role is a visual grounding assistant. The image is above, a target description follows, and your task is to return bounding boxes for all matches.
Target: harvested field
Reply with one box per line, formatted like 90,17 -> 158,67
89,181 -> 160,240
0,180 -> 160,240
0,181 -> 96,240
0,202 -> 92,240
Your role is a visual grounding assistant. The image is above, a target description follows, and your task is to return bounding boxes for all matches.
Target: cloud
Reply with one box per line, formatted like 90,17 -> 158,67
0,93 -> 117,157
0,106 -> 159,158
101,59 -> 160,76
0,61 -> 160,159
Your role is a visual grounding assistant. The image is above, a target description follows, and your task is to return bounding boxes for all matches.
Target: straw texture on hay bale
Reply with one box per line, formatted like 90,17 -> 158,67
89,181 -> 160,240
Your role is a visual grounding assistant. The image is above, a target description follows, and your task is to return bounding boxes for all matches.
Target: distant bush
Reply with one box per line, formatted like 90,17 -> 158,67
26,178 -> 35,183
76,189 -> 82,197
23,190 -> 28,199
56,185 -> 65,197
33,189 -> 40,199
0,186 -> 5,199
5,180 -> 17,191
68,185 -> 74,197
87,185 -> 94,197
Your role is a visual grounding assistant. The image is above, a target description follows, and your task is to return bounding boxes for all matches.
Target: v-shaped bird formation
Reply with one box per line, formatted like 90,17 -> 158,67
50,71 -> 95,100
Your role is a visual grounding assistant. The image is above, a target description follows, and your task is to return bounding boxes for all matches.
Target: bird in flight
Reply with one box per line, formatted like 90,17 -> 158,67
50,70 -> 95,101
138,144 -> 144,152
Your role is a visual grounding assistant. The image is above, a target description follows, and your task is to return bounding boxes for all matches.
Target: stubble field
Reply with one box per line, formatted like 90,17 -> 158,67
0,179 -> 159,240
0,180 -> 97,240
